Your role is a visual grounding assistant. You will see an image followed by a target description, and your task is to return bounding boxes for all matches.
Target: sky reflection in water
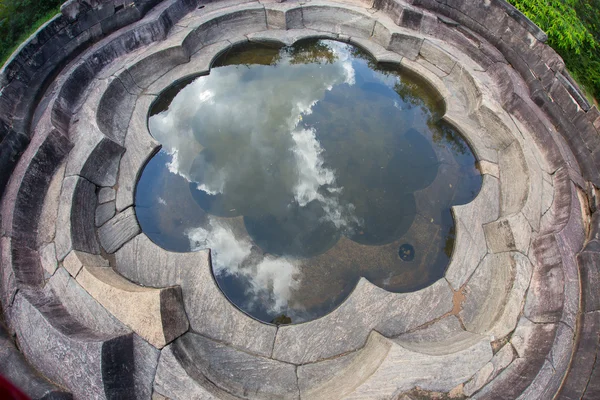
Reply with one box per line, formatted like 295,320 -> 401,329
135,40 -> 482,324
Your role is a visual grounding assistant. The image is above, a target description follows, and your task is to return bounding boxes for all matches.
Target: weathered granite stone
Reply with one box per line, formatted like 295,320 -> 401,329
1,129 -> 72,243
37,163 -> 66,246
96,201 -> 116,227
579,251 -> 600,312
499,141 -> 529,216
115,234 -> 277,357
98,207 -> 141,253
477,160 -> 499,178
301,4 -> 375,39
297,331 -> 391,400
464,343 -> 515,396
62,250 -> 109,277
525,234 -> 565,323
39,242 -> 58,276
343,333 -> 492,397
12,291 -> 135,399
154,344 -> 230,399
419,39 -> 456,74
0,324 -> 73,400
45,267 -> 127,335
388,32 -> 424,60
65,116 -> 124,187
132,334 -> 161,400
97,77 -> 139,145
558,311 -> 600,399
77,266 -> 189,348
98,187 -> 116,204
54,176 -> 100,261
446,175 -> 500,290
461,252 -> 532,338
400,7 -> 423,31
272,278 -> 453,364
172,332 -> 299,399
394,315 -> 485,355
483,213 -> 531,254
116,95 -> 160,212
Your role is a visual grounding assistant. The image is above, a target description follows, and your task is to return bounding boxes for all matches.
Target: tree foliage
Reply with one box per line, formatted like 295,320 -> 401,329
508,0 -> 600,101
0,0 -> 63,64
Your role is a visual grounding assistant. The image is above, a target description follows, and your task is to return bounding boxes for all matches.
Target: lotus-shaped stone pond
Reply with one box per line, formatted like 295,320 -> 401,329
136,39 -> 481,323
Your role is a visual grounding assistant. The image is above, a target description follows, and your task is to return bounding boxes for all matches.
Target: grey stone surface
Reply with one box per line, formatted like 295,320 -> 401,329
301,4 -> 375,39
388,32 -> 424,60
499,141 -> 529,216
37,163 -> 65,246
0,324 -> 73,400
297,331 -> 392,400
115,234 -> 277,357
394,315 -> 485,355
154,344 -> 231,400
133,334 -> 161,400
98,207 -> 141,253
45,267 -> 128,336
39,242 -> 58,276
272,278 -> 453,364
172,332 -> 300,399
460,252 -> 532,338
12,291 -> 135,399
343,333 -> 492,397
483,213 -> 532,254
116,95 -> 160,212
98,187 -> 116,204
95,201 -> 116,227
77,265 -> 189,348
419,39 -> 456,74
526,234 -> 565,323
464,343 -> 516,396
446,175 -> 500,290
54,176 -> 100,261
62,250 -> 109,278
65,110 -> 124,187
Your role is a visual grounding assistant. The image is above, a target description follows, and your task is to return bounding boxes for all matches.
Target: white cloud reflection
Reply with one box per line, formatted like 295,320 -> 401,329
188,218 -> 300,314
150,41 -> 362,314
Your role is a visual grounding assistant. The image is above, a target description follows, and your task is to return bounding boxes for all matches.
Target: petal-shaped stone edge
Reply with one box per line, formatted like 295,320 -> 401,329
102,5 -> 538,362
76,265 -> 189,349
0,0 -> 584,396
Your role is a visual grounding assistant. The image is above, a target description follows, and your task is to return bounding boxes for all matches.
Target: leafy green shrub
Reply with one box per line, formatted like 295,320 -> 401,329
508,0 -> 600,102
0,0 -> 63,65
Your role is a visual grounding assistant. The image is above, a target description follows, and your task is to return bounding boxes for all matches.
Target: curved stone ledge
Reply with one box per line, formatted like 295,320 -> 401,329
1,0 -> 598,398
12,291 -> 135,399
76,265 -> 189,348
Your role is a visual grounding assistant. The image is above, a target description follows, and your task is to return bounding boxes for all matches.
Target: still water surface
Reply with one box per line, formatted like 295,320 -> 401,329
136,40 -> 482,324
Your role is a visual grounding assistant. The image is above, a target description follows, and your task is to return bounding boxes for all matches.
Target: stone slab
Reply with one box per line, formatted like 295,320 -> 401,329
344,333 -> 492,397
154,344 -> 231,400
62,250 -> 109,278
98,187 -> 116,204
37,163 -> 66,246
115,234 -> 277,357
484,213 -> 532,254
55,176 -> 100,261
116,95 -> 160,212
95,201 -> 116,227
272,278 -> 453,364
12,291 -> 135,399
297,331 -> 391,400
77,266 -> 189,348
446,175 -> 500,290
98,207 -> 141,253
172,332 -> 300,399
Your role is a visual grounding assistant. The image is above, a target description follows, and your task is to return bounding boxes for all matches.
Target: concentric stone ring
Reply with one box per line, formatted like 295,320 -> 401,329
0,0 -> 598,399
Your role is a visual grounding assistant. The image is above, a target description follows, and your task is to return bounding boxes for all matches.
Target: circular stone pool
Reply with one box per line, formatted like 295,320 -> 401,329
136,39 -> 481,324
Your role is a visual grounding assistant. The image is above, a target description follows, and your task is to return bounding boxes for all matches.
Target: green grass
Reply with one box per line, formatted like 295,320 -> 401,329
0,7 -> 60,67
507,0 -> 600,103
0,0 -> 63,68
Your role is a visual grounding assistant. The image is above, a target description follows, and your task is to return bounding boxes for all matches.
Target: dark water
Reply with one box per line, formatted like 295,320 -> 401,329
136,40 -> 482,324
